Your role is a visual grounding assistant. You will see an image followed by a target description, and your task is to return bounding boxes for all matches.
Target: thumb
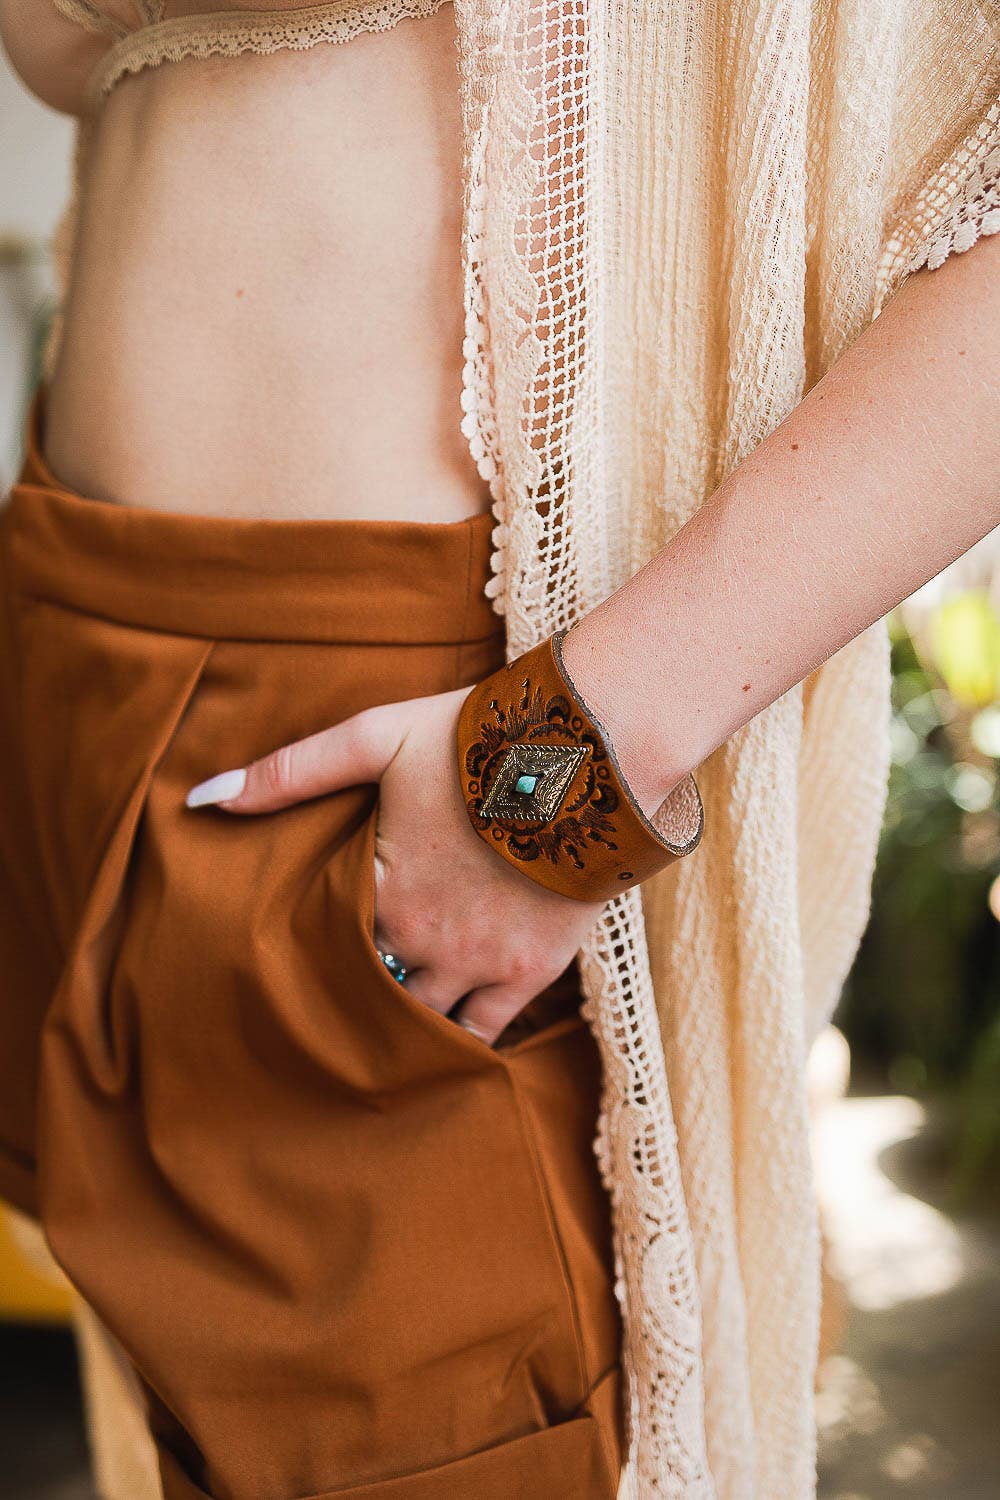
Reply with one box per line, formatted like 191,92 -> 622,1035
184,703 -> 404,814
450,984 -> 531,1047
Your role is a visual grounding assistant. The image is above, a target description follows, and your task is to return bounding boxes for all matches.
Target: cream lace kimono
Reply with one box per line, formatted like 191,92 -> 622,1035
37,0 -> 1000,1495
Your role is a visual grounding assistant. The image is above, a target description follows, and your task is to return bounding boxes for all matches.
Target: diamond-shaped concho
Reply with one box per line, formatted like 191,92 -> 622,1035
479,742 -> 588,824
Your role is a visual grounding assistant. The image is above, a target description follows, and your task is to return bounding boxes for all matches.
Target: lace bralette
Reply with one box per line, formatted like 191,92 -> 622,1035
51,0 -> 452,116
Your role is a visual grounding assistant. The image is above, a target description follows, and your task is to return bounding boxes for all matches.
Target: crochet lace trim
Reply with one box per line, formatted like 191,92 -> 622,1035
909,145 -> 1000,270
452,1 -> 710,1491
76,0 -> 453,114
452,2 -> 505,609
879,98 -> 1000,291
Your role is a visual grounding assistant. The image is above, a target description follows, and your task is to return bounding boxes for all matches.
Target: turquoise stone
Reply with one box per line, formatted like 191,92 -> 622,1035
514,773 -> 540,796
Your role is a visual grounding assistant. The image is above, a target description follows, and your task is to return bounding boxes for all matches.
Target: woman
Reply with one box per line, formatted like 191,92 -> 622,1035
0,1 -> 998,1496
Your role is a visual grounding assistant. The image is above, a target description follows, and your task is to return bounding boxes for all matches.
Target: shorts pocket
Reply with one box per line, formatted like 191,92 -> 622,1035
155,1364 -> 623,1500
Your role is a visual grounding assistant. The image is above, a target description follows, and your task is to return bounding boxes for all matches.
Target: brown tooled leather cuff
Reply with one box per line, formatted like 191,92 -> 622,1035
457,629 -> 704,903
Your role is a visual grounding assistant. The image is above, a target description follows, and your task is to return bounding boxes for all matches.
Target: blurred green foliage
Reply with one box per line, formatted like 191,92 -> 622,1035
839,591 -> 1000,1203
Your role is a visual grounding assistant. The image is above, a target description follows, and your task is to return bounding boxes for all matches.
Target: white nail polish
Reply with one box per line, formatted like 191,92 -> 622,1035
185,767 -> 247,809
456,1016 -> 492,1042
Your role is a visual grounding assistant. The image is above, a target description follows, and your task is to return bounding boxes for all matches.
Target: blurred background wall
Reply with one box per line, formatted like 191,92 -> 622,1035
2,53 -> 999,1500
0,62 -> 70,487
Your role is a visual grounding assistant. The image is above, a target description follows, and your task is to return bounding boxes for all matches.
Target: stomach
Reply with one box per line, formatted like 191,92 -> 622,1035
35,4 -> 492,522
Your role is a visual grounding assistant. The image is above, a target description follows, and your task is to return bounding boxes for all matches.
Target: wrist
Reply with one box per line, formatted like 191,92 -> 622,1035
455,631 -> 704,903
559,615 -> 692,819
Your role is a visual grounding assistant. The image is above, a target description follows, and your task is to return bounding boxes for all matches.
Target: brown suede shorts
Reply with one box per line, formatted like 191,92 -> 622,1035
0,382 -> 625,1499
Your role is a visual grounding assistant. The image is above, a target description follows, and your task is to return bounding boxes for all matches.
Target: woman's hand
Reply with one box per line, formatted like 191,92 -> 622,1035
184,688 -> 606,1043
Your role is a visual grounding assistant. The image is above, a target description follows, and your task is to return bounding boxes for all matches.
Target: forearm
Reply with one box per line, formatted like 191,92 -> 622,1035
562,229 -> 1000,813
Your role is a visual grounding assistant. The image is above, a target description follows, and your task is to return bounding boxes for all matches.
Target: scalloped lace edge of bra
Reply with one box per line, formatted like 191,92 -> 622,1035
72,0 -> 454,115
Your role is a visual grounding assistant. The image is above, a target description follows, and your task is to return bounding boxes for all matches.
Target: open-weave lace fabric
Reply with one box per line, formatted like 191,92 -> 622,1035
448,2 -> 1000,1495
38,1 -> 1000,1496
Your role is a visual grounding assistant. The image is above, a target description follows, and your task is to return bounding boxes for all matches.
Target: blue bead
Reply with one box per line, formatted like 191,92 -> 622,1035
515,773 -> 539,796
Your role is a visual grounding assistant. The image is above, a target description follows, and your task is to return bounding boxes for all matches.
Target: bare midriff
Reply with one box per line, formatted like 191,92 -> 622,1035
42,6 -> 492,522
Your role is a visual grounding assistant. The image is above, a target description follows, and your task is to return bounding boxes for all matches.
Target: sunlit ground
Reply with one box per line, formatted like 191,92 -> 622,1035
814,1086 -> 1000,1499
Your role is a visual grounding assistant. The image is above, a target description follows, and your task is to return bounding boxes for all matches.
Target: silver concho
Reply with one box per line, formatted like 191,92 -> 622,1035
479,742 -> 588,824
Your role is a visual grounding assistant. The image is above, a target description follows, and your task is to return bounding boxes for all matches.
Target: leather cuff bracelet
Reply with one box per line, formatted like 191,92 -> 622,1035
457,630 -> 704,903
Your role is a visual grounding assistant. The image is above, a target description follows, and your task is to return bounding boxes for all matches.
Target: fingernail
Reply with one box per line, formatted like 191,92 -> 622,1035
456,1016 -> 492,1043
185,767 -> 247,809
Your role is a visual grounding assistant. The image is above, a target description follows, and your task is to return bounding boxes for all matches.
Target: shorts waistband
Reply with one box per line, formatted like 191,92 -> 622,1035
1,382 -> 503,646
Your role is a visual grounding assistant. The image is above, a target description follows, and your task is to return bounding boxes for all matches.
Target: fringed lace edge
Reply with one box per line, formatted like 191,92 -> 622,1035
452,0 -> 713,1487
453,0 -> 508,615
876,96 -> 1000,306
